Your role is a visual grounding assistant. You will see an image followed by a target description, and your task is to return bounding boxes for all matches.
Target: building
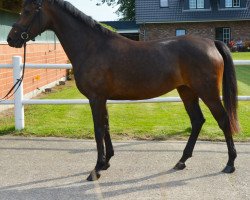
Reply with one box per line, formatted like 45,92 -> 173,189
136,0 -> 250,45
102,21 -> 140,41
0,8 -> 68,112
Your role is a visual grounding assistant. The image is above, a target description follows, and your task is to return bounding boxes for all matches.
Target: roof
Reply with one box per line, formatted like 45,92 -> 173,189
136,0 -> 250,24
101,21 -> 139,33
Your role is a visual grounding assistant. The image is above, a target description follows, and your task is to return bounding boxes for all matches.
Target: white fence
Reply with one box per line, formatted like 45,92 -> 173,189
0,56 -> 250,130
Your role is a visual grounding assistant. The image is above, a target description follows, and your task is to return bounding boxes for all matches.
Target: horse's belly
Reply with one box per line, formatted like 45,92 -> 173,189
109,78 -> 178,100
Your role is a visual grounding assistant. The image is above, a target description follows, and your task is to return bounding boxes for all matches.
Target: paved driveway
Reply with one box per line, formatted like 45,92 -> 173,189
0,136 -> 249,200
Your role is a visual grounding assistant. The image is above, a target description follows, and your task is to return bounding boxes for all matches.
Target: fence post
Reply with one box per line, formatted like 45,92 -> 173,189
13,56 -> 24,130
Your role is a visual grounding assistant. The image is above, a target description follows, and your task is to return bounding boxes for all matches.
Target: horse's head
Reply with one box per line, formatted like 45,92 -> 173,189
7,0 -> 48,48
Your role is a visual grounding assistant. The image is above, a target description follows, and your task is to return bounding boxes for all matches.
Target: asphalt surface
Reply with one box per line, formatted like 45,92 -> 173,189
0,136 -> 249,200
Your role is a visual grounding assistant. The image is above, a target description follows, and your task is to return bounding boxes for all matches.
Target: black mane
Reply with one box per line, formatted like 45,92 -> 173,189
25,0 -> 114,36
52,0 -> 113,35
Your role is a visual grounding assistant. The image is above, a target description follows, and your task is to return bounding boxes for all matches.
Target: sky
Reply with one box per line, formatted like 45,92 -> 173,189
66,0 -> 119,21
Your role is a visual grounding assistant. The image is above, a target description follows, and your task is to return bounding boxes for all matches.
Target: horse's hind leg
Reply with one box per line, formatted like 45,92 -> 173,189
201,97 -> 237,173
174,86 -> 205,170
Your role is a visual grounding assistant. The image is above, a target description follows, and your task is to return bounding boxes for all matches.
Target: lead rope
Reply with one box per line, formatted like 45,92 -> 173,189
0,42 -> 27,102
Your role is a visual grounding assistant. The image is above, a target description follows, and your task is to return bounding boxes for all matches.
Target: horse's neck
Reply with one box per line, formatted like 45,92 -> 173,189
48,6 -> 102,65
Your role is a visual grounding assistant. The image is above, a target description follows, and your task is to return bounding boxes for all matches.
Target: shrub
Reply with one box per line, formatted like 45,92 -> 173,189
244,40 -> 250,52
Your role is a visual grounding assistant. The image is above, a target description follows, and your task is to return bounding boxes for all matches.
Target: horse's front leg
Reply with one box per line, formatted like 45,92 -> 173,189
87,98 -> 111,181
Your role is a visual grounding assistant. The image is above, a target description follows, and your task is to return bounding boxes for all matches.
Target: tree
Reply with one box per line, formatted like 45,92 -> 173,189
100,22 -> 117,32
0,0 -> 22,12
96,0 -> 135,21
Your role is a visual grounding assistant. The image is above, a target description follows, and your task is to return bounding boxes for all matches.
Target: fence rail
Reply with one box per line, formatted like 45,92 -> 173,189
0,56 -> 250,130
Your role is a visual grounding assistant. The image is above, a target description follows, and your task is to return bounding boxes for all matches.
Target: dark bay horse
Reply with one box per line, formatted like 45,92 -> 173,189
7,0 -> 240,181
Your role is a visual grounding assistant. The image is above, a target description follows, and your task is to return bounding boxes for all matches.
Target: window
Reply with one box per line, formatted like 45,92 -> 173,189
233,0 -> 240,7
225,0 -> 232,7
215,28 -> 231,44
189,0 -> 204,9
225,0 -> 240,7
197,0 -> 205,8
176,29 -> 186,36
189,0 -> 196,8
160,0 -> 168,7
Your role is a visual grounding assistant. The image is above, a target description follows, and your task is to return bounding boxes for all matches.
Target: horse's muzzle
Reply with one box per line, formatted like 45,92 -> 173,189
7,36 -> 24,48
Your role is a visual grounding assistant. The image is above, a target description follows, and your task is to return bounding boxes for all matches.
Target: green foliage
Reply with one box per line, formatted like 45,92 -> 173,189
99,22 -> 117,32
96,0 -> 135,21
0,0 -> 22,12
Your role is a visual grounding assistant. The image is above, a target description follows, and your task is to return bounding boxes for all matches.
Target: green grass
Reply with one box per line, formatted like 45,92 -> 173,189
232,52 -> 250,96
232,52 -> 250,60
0,52 -> 250,141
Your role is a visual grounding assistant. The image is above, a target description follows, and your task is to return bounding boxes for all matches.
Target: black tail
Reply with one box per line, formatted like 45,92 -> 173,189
214,40 -> 240,134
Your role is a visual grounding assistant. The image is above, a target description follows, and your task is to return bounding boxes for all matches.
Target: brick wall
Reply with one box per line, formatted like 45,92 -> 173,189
0,43 -> 68,99
140,21 -> 250,41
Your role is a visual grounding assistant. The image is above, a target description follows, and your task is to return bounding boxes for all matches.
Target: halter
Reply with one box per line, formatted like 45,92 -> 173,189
13,0 -> 43,41
0,0 -> 43,101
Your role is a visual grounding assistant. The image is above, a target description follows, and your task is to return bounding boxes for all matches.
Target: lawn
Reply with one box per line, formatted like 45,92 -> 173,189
232,52 -> 250,60
0,52 -> 250,141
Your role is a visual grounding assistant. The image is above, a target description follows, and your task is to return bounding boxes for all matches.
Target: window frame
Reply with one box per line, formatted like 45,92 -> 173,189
225,0 -> 240,8
189,0 -> 205,9
215,27 -> 231,44
176,29 -> 187,36
160,0 -> 169,7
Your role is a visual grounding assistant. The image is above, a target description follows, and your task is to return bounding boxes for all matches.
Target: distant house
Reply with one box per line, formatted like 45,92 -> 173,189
101,21 -> 140,41
135,0 -> 250,44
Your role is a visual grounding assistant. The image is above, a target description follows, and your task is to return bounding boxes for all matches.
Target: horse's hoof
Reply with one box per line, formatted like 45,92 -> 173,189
87,170 -> 101,181
174,162 -> 186,170
222,165 -> 235,173
102,162 -> 110,170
